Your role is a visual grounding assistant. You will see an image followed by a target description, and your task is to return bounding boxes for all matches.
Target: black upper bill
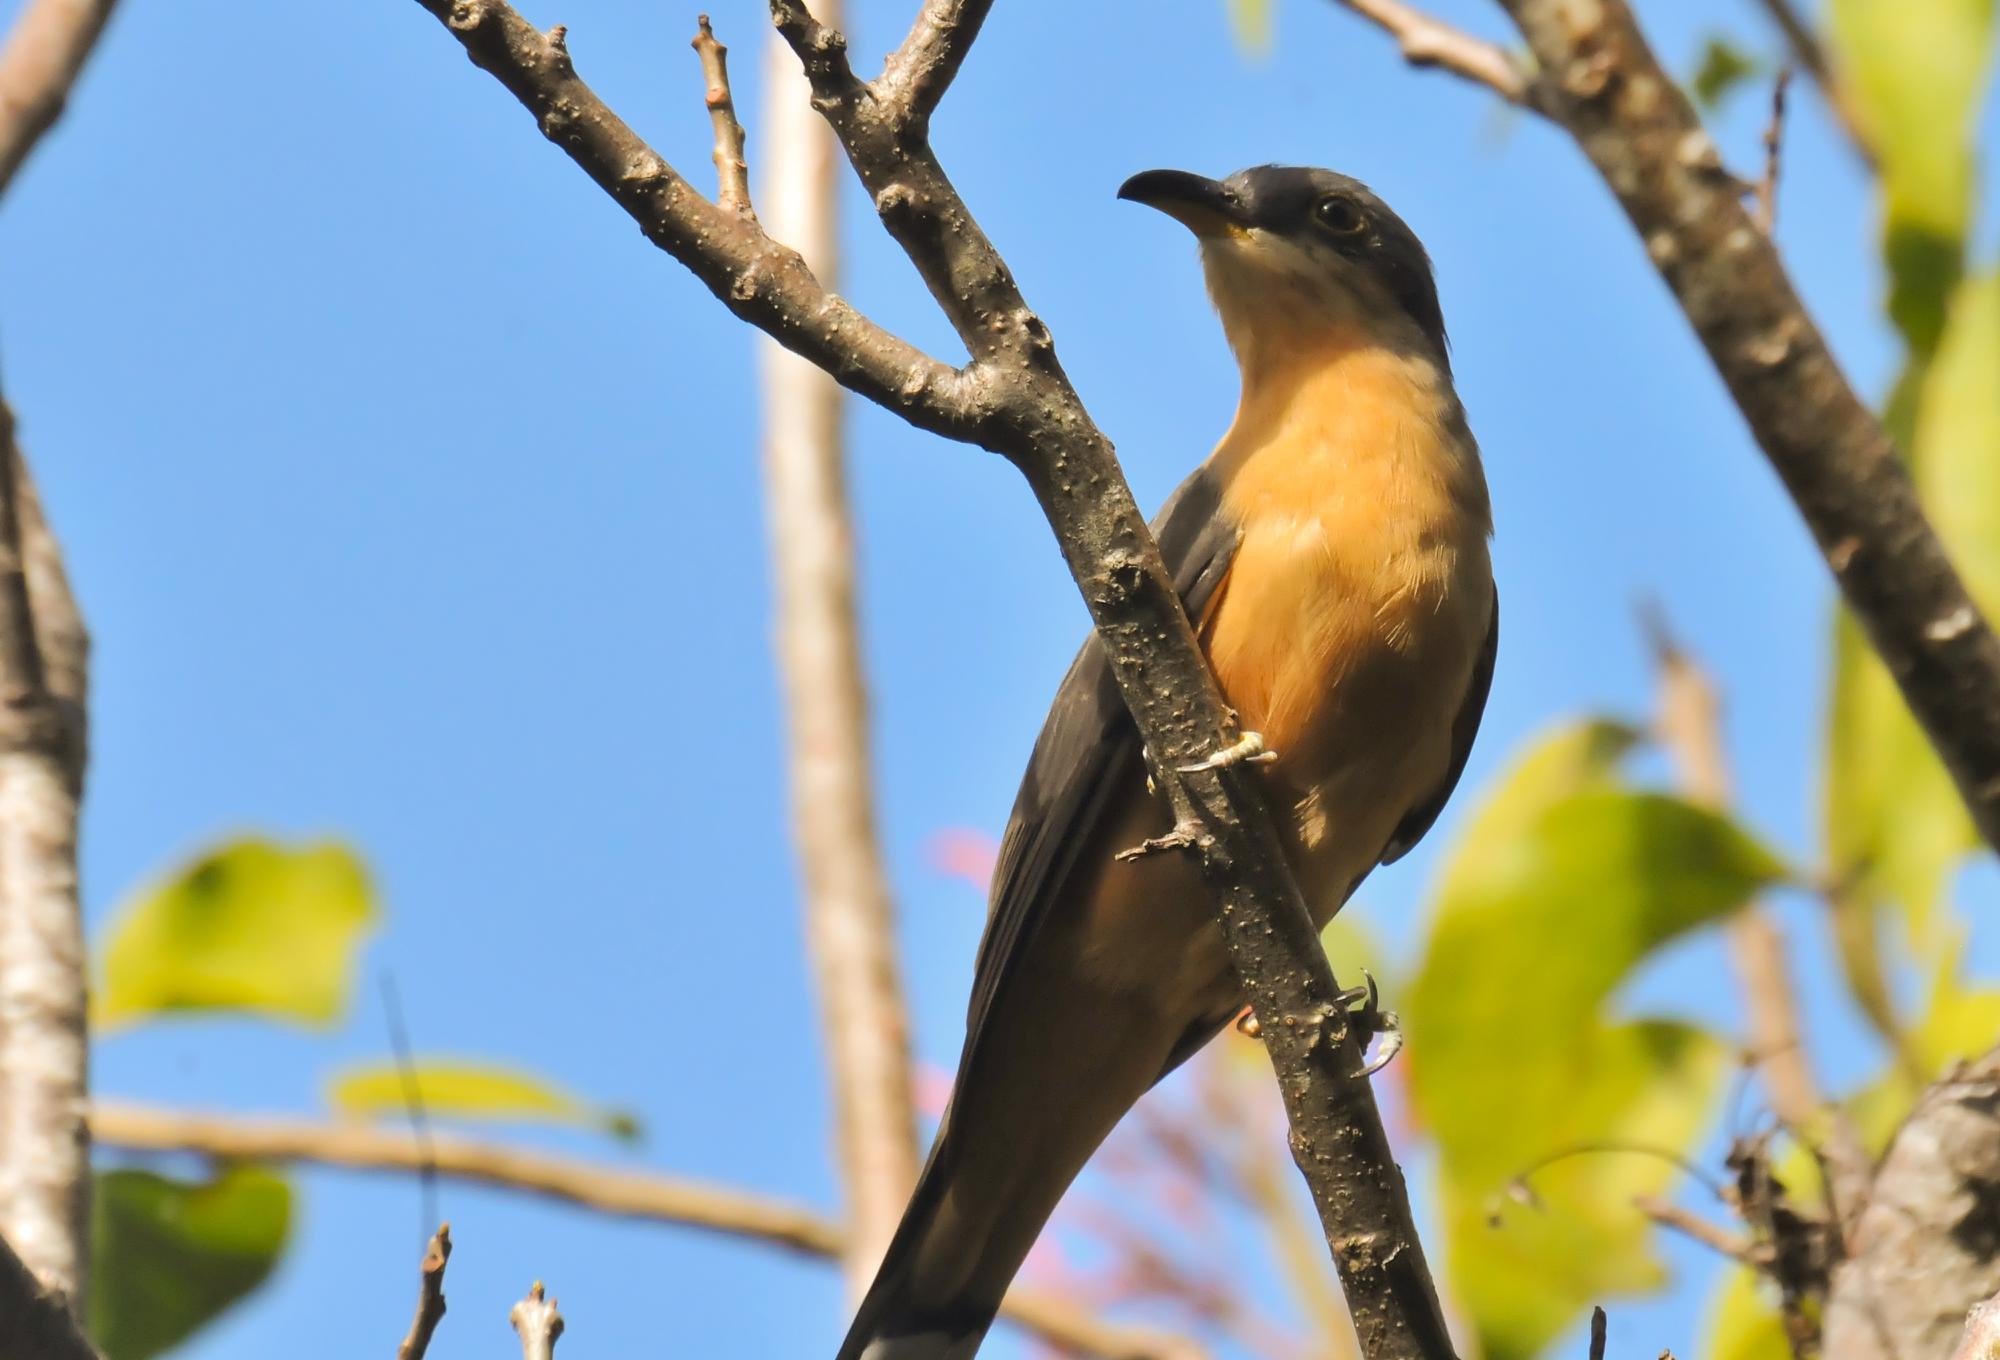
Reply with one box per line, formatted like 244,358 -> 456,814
1116,169 -> 1248,238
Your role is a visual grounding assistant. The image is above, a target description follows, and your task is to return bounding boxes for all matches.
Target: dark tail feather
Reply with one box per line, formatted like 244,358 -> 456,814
834,1124 -> 995,1360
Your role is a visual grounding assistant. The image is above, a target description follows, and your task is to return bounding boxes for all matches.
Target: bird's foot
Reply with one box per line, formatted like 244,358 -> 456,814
1179,729 -> 1278,773
1335,969 -> 1403,1078
1115,820 -> 1203,863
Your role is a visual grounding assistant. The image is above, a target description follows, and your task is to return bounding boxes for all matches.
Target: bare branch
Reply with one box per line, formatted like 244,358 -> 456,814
1588,1306 -> 1608,1360
1954,1290 -> 2000,1360
0,0 -> 121,198
1646,612 -> 1873,1227
1825,1048 -> 2000,1360
397,1224 -> 452,1360
0,1227 -> 97,1360
510,1281 -> 564,1360
1749,0 -> 1875,168
1328,0 -> 1535,104
1478,0 -> 2000,863
1752,68 -> 1791,235
407,1 -> 982,440
756,8 -> 920,1294
1634,1194 -> 1757,1264
410,0 -> 1455,1347
691,16 -> 753,217
91,1101 -> 1197,1359
0,393 -> 88,1310
876,0 -> 994,125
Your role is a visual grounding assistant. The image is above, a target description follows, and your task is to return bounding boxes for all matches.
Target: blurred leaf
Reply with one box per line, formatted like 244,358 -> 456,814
89,1164 -> 291,1360
1844,929 -> 2000,1151
1691,35 -> 1763,109
1825,271 -> 2000,1013
1828,0 -> 1994,354
1706,1267 -> 1790,1360
328,1058 -> 642,1141
95,839 -> 376,1031
1409,719 -> 1786,1359
1226,0 -> 1272,53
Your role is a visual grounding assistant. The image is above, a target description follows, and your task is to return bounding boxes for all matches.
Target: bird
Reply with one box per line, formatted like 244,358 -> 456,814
837,165 -> 1498,1360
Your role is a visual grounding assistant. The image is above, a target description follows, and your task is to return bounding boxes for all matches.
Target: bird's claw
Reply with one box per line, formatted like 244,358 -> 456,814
1115,821 -> 1202,863
1335,968 -> 1404,1078
1179,730 -> 1278,773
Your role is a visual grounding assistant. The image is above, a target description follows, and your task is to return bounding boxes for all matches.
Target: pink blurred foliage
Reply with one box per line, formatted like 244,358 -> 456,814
926,827 -> 1000,893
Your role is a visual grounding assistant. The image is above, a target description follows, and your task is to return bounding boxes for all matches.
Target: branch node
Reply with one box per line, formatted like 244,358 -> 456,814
510,1280 -> 564,1360
691,14 -> 754,217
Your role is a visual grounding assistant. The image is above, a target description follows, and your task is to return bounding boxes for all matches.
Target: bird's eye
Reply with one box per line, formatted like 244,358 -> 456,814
1314,195 -> 1366,236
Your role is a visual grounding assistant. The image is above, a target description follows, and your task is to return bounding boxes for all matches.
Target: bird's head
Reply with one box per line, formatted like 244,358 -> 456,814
1118,165 -> 1448,377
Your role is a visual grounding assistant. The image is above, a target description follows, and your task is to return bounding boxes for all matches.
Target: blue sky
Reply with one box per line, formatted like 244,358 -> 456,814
0,0 -> 1992,1355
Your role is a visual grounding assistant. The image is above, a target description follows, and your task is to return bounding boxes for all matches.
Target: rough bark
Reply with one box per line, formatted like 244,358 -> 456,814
0,398 -> 88,1310
0,0 -> 121,197
0,1226 -> 98,1360
405,1 -> 1452,1351
1489,0 -> 2000,859
754,8 -> 922,1296
1824,1048 -> 2000,1360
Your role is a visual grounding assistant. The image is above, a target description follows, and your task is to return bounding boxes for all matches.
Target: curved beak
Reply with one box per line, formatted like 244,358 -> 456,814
1116,169 -> 1248,240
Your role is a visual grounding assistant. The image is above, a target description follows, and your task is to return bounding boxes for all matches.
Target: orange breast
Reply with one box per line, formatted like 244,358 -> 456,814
1200,341 -> 1492,906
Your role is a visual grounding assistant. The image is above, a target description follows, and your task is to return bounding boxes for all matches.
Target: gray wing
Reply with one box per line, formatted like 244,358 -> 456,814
961,467 -> 1239,1056
1377,584 -> 1498,865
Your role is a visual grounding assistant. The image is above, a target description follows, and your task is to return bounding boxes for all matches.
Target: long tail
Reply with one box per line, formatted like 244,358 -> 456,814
834,1121 -> 994,1360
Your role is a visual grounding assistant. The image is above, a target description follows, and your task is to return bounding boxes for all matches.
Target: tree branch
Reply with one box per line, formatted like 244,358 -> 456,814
751,6 -> 922,1293
1748,0 -> 1874,168
407,1 -> 1454,1353
0,392 -> 89,1311
876,0 -> 993,126
1824,1047 -> 2000,1360
0,0 -> 122,198
397,1223 -> 451,1360
691,16 -> 753,216
0,1228 -> 97,1360
510,1281 -> 564,1360
1646,613 -> 1871,1226
1328,0 -> 1534,105
1465,0 -> 2000,861
90,1101 -> 1200,1359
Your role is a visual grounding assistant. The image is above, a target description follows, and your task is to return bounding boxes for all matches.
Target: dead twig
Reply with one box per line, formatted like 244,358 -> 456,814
691,16 -> 753,216
396,1224 -> 452,1360
1752,68 -> 1791,234
1749,0 -> 1875,168
1328,0 -> 1536,105
510,1281 -> 564,1360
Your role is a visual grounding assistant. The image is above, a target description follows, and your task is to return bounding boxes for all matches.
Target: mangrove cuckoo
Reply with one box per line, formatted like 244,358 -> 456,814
838,166 -> 1497,1360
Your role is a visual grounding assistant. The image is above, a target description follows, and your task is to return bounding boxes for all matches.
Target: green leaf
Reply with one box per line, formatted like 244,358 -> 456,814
328,1059 -> 642,1141
1828,0 -> 1995,354
1690,35 -> 1763,109
1226,0 -> 1272,54
1825,272 -> 2000,1009
1705,1267 -> 1791,1360
88,1164 -> 291,1360
95,838 -> 377,1031
1409,719 -> 1786,1360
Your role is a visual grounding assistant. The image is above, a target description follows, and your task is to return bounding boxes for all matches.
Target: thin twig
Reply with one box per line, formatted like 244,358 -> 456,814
409,1 -> 1455,1351
378,971 -> 441,1243
1748,0 -> 1875,168
1588,1306 -> 1608,1360
1327,0 -> 1535,105
1752,68 -> 1791,234
1645,609 -> 1872,1227
0,0 -> 123,197
90,1101 -> 1198,1359
692,16 -> 754,216
755,0 -> 920,1295
396,1224 -> 452,1360
509,1281 -> 564,1360
1634,1195 -> 1758,1264
1475,0 -> 2000,872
